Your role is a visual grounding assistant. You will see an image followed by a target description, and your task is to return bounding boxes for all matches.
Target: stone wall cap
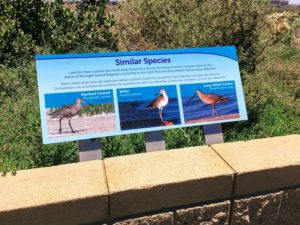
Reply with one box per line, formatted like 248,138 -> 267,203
104,146 -> 234,218
212,135 -> 300,195
212,135 -> 300,173
0,160 -> 108,213
104,146 -> 234,193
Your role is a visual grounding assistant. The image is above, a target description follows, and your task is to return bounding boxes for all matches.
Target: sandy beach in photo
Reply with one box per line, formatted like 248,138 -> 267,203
185,113 -> 240,124
47,114 -> 116,138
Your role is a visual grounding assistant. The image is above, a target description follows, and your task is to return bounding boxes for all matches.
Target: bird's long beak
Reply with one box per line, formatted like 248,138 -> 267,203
82,100 -> 94,106
187,92 -> 197,106
155,92 -> 162,97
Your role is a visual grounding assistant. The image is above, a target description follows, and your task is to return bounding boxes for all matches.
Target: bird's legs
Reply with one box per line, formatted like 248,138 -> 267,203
159,108 -> 164,122
68,119 -> 75,133
211,104 -> 216,117
59,118 -> 63,133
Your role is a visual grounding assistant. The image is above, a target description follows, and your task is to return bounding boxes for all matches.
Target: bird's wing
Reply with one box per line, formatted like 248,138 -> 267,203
206,94 -> 229,103
146,96 -> 163,109
49,105 -> 74,117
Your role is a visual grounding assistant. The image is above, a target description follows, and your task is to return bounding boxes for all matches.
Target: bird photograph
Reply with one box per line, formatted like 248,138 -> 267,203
49,98 -> 90,133
117,85 -> 181,130
146,89 -> 171,125
45,91 -> 117,138
187,89 -> 230,117
180,82 -> 240,124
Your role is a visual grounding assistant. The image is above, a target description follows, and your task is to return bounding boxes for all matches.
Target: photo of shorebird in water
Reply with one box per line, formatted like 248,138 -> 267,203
45,90 -> 117,138
180,81 -> 240,124
187,90 -> 230,117
146,89 -> 175,126
117,85 -> 181,130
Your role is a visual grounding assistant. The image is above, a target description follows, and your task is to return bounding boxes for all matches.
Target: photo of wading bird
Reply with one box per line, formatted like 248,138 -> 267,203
146,89 -> 169,124
187,89 -> 230,117
49,98 -> 93,133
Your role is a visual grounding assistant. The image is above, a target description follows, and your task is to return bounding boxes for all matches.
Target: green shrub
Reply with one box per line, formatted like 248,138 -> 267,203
223,43 -> 300,142
42,0 -> 117,54
114,0 -> 273,73
102,133 -> 145,158
0,18 -> 35,66
0,63 -> 79,173
0,0 -> 118,172
165,127 -> 204,150
0,0 -> 117,66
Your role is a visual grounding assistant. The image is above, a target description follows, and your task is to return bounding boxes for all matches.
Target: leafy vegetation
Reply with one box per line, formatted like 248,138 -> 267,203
0,0 -> 117,173
223,43 -> 300,141
0,0 -> 299,173
0,0 -> 117,67
114,0 -> 275,73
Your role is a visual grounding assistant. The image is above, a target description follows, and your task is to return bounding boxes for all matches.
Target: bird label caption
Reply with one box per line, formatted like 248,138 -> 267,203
36,46 -> 248,144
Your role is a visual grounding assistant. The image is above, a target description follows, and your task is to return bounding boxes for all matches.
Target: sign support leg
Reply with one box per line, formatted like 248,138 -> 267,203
79,138 -> 102,161
144,131 -> 166,152
203,124 -> 224,145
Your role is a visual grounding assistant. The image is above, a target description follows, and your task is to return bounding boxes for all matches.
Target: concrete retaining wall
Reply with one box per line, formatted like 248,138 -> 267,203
0,135 -> 299,225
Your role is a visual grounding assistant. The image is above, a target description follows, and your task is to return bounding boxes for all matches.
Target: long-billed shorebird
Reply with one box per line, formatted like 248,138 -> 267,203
146,89 -> 169,122
188,89 -> 229,117
49,98 -> 90,133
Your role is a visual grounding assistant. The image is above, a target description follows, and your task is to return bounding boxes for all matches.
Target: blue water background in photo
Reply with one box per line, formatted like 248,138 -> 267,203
117,85 -> 181,130
181,81 -> 240,122
45,90 -> 114,108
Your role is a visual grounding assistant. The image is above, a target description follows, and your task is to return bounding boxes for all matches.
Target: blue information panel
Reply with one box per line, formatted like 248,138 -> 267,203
36,46 -> 247,144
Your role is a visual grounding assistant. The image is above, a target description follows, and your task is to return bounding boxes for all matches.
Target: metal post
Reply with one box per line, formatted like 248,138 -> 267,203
79,139 -> 102,161
144,131 -> 166,152
203,124 -> 224,145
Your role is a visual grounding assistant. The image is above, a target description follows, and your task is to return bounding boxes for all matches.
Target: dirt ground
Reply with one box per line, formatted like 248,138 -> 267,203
47,114 -> 116,138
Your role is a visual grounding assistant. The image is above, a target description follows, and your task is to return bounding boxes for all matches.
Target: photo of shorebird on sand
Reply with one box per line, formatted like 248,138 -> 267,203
45,90 -> 116,138
180,81 -> 240,124
117,85 -> 181,130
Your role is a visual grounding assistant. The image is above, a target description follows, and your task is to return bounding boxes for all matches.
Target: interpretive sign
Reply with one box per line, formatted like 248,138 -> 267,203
36,46 -> 247,144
